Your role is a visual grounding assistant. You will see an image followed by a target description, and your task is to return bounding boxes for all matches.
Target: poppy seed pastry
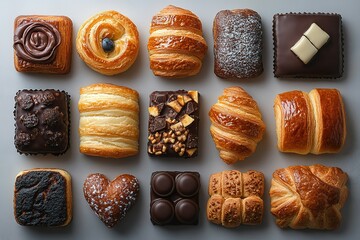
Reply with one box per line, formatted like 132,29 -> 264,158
14,168 -> 72,227
213,9 -> 263,79
78,83 -> 139,158
13,15 -> 72,74
270,164 -> 348,230
14,89 -> 70,155
273,13 -> 343,78
76,10 -> 139,75
148,5 -> 208,78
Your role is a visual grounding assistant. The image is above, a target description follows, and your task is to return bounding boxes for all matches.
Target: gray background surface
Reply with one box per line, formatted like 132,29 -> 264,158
0,0 -> 359,239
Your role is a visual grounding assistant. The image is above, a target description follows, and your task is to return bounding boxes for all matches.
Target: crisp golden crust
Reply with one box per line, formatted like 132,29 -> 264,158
309,89 -> 346,154
269,164 -> 348,230
14,15 -> 72,74
274,88 -> 346,154
274,90 -> 313,154
209,86 -> 265,164
148,5 -> 207,78
78,83 -> 139,158
76,10 -> 139,75
207,170 -> 264,228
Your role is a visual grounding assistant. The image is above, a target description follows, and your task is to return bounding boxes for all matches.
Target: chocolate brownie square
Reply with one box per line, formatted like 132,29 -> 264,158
147,90 -> 199,158
14,89 -> 70,155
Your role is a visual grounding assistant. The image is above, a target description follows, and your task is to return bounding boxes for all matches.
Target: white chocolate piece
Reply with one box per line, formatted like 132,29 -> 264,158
291,36 -> 318,64
304,23 -> 330,49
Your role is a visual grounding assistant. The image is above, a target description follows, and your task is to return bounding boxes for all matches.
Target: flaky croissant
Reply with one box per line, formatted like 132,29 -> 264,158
209,87 -> 265,164
274,88 -> 346,154
148,5 -> 208,78
270,164 -> 348,230
207,170 -> 264,227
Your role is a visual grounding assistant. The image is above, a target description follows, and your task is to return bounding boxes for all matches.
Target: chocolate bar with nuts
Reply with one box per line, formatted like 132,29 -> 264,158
148,90 -> 199,158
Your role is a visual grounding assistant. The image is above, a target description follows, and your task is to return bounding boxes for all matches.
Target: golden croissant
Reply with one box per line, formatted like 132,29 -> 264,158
209,86 -> 265,164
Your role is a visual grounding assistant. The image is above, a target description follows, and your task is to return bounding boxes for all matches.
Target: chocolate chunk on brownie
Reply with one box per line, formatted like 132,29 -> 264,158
14,89 -> 70,155
150,171 -> 200,225
148,90 -> 199,158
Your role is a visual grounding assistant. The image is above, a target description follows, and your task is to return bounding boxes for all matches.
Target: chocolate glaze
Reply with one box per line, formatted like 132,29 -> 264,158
150,171 -> 200,225
273,13 -> 343,78
148,90 -> 199,158
14,171 -> 68,226
14,20 -> 61,64
14,90 -> 70,155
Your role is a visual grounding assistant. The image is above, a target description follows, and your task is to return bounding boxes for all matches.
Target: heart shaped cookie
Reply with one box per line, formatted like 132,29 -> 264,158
83,173 -> 140,227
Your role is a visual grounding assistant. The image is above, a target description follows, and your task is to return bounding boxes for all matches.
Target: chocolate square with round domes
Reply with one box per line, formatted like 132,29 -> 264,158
14,89 -> 70,155
13,15 -> 72,74
150,171 -> 200,225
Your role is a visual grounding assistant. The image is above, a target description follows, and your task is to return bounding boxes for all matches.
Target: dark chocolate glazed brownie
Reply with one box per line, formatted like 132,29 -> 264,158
147,90 -> 199,158
14,89 -> 70,155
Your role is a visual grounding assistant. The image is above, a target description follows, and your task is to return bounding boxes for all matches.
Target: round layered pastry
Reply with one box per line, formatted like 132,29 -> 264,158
76,10 -> 139,75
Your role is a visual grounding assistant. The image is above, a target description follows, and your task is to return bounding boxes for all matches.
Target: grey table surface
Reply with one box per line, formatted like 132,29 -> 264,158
0,0 -> 359,239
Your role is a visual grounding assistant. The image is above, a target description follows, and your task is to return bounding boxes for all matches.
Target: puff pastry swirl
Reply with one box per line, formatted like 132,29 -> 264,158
148,5 -> 208,78
274,88 -> 346,154
78,83 -> 139,158
270,164 -> 348,230
76,11 -> 139,75
209,87 -> 265,164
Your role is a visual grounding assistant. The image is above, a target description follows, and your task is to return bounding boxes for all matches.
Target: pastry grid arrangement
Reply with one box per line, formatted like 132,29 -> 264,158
7,2 -> 352,236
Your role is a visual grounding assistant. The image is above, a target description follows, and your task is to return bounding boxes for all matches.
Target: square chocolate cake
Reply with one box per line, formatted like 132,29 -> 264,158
13,15 -> 73,74
14,169 -> 72,227
14,89 -> 70,155
147,90 -> 199,158
150,171 -> 200,225
273,13 -> 343,78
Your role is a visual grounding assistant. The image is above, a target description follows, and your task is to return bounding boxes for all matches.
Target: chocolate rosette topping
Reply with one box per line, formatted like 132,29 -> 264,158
14,21 -> 61,64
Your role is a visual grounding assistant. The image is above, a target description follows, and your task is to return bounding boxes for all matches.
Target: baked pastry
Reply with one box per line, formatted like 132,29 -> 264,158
78,83 -> 139,158
83,173 -> 140,228
274,88 -> 346,154
148,90 -> 199,158
270,164 -> 348,230
14,89 -> 70,155
150,171 -> 200,225
148,5 -> 208,78
207,170 -> 264,227
13,15 -> 72,74
209,86 -> 265,164
273,13 -> 343,78
14,168 -> 72,227
213,9 -> 263,79
76,10 -> 139,75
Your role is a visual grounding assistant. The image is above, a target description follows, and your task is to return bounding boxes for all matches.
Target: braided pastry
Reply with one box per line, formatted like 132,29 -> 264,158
274,88 -> 346,154
148,5 -> 208,78
207,170 -> 264,227
78,83 -> 139,158
270,164 -> 348,230
76,10 -> 139,75
209,86 -> 266,164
